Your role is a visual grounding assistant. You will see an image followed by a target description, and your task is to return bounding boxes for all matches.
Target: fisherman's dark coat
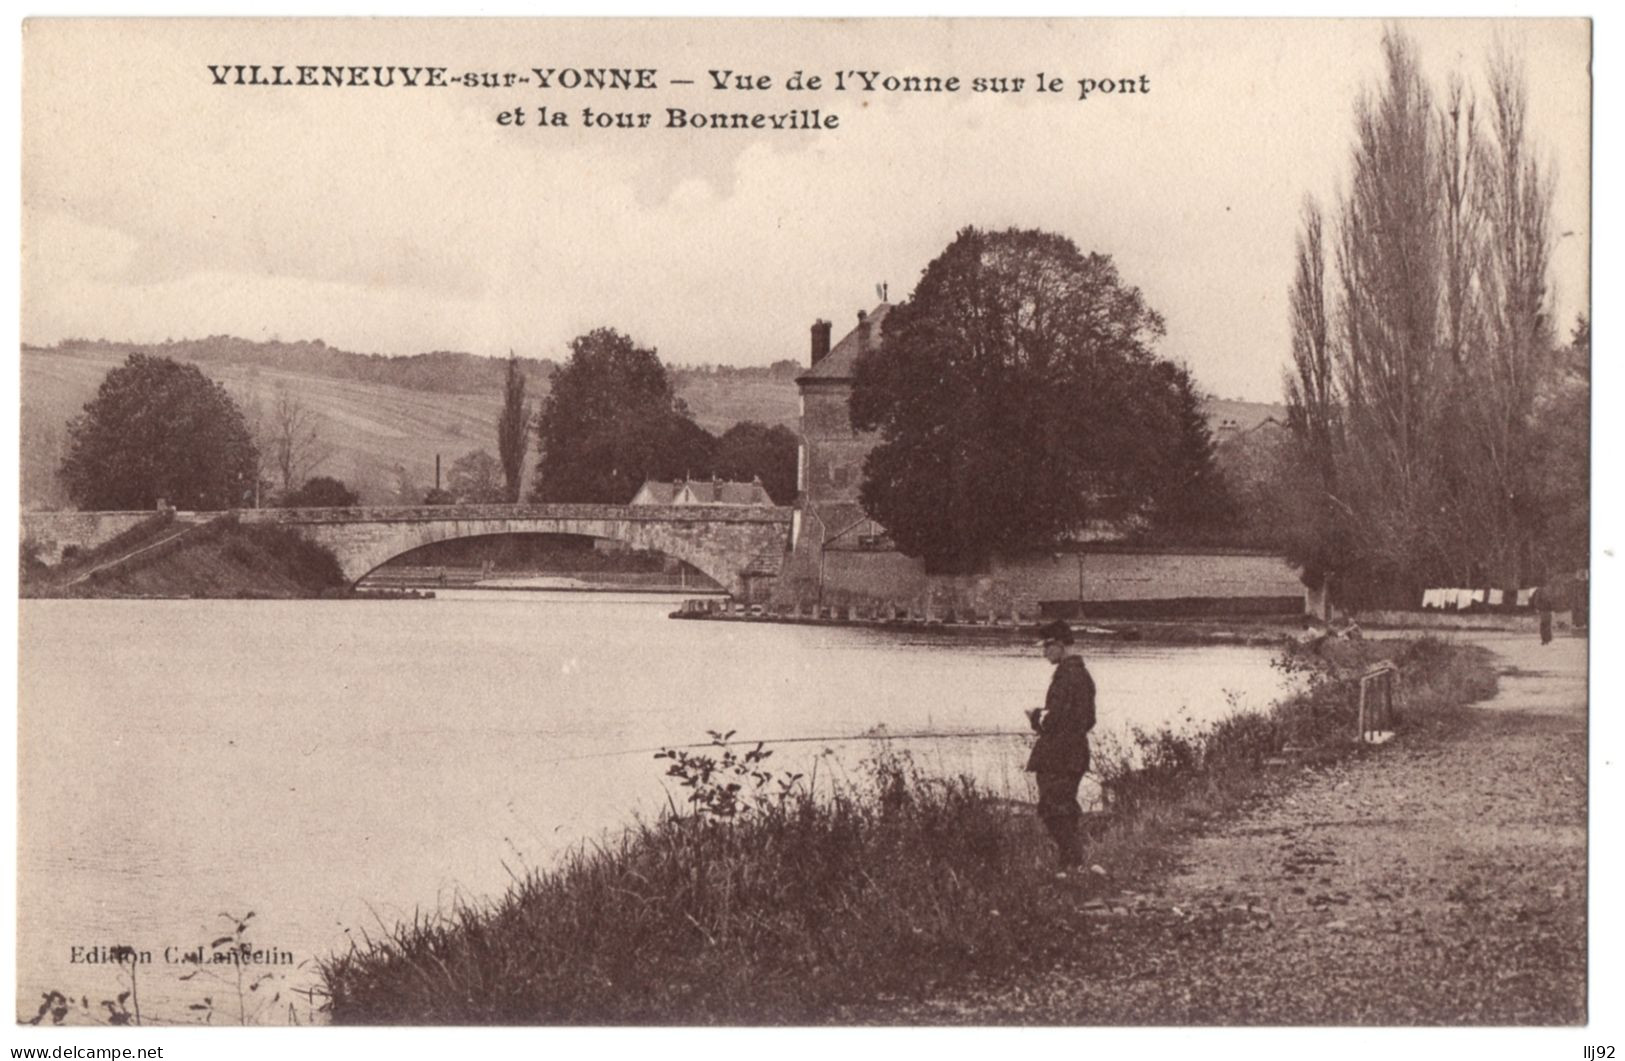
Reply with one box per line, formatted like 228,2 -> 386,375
1026,655 -> 1096,774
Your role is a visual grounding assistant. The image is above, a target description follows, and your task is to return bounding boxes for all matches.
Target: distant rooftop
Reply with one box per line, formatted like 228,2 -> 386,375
631,477 -> 774,506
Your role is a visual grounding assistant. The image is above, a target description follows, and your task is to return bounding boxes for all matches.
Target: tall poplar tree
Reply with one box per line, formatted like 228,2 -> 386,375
1280,29 -> 1568,606
497,352 -> 531,503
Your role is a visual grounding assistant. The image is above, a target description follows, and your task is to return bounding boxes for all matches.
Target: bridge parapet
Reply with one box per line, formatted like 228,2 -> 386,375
238,503 -> 794,526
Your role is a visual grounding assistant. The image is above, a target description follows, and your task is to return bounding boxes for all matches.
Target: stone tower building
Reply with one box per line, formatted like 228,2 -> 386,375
797,305 -> 889,506
786,306 -> 891,571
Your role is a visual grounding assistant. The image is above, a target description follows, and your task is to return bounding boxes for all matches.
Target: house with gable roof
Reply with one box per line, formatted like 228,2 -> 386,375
631,476 -> 775,507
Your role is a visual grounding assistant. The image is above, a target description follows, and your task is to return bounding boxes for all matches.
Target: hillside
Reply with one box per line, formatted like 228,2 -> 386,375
20,340 -> 1279,511
1205,397 -> 1287,434
20,344 -> 801,509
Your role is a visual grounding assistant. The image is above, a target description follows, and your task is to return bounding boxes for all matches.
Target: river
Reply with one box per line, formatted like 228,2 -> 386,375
16,591 -> 1295,1024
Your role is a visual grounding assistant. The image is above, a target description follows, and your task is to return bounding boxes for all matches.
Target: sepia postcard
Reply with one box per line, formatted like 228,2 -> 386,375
10,15 -> 1604,1058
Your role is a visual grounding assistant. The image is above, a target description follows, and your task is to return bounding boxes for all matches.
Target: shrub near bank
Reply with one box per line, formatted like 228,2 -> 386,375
320,638 -> 1496,1025
1089,638 -> 1495,827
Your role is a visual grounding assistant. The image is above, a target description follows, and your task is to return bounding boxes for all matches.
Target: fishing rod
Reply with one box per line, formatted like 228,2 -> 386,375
541,728 -> 1029,766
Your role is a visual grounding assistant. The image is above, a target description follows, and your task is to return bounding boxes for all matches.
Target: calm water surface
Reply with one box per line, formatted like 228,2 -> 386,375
17,591 -> 1294,1022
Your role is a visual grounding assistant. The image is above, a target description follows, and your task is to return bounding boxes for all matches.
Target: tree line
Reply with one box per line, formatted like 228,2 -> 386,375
1272,30 -> 1587,608
52,340 -> 799,512
51,229 -> 1232,551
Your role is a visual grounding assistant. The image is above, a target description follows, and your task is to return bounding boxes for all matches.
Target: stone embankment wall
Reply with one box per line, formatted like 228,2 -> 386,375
775,544 -> 1306,620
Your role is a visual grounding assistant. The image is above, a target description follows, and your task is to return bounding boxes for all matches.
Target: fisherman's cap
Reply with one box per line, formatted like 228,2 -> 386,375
1033,619 -> 1075,646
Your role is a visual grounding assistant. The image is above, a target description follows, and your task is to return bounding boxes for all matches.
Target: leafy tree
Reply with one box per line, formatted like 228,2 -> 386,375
532,328 -> 716,503
281,475 -> 360,508
449,449 -> 507,504
59,353 -> 259,511
497,353 -> 531,502
1281,197 -> 1352,593
849,226 -> 1206,568
712,421 -> 798,504
1466,44 -> 1559,597
422,487 -> 456,505
1141,361 -> 1235,537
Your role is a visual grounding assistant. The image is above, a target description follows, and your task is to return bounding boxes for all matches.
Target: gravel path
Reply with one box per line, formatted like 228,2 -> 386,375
888,633 -> 1588,1024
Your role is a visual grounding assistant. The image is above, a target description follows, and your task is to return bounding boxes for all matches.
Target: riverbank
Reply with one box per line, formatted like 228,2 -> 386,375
865,632 -> 1587,1024
671,602 -> 1311,646
20,518 -> 351,599
363,566 -> 720,594
319,635 -> 1499,1023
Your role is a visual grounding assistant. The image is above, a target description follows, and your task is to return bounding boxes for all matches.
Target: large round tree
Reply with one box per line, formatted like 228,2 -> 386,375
59,354 -> 259,511
532,328 -> 715,503
850,226 -> 1222,567
712,420 -> 798,504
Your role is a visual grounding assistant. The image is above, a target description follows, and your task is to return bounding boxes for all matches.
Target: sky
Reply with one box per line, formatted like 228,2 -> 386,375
21,19 -> 1591,401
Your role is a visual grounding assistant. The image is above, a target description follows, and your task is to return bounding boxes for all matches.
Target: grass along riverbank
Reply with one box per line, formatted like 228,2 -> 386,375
319,638 -> 1496,1024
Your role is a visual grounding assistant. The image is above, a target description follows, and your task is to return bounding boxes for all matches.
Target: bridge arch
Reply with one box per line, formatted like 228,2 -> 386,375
337,520 -> 741,590
349,529 -> 726,590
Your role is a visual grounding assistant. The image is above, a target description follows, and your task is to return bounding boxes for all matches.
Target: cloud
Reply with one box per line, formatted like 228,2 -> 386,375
21,18 -> 1591,402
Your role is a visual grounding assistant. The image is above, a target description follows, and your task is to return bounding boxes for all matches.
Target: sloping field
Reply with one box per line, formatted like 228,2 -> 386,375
1205,397 -> 1286,432
23,349 -> 497,508
675,372 -> 800,433
20,348 -> 801,509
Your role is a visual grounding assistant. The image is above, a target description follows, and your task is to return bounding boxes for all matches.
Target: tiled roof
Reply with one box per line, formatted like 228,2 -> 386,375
798,303 -> 891,383
680,479 -> 774,505
636,478 -> 774,506
632,481 -> 679,505
804,501 -> 888,549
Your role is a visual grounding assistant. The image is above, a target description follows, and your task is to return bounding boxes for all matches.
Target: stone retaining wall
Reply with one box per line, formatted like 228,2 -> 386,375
775,543 -> 1308,619
21,510 -> 167,565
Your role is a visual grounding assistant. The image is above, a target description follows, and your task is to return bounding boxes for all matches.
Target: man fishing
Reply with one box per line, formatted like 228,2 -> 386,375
1025,619 -> 1096,876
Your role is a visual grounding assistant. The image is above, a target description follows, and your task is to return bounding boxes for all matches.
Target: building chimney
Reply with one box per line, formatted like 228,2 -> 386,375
811,319 -> 832,365
857,309 -> 871,350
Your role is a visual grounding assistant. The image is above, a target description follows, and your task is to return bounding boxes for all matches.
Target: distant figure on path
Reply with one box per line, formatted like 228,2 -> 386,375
1533,585 -> 1555,645
1025,619 -> 1096,876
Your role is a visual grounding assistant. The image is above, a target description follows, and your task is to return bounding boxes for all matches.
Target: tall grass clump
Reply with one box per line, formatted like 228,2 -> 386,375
1090,636 -> 1498,820
322,736 -> 1076,1023
321,639 -> 1497,1024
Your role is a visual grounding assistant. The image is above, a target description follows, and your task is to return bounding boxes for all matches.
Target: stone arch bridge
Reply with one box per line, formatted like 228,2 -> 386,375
23,503 -> 794,597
